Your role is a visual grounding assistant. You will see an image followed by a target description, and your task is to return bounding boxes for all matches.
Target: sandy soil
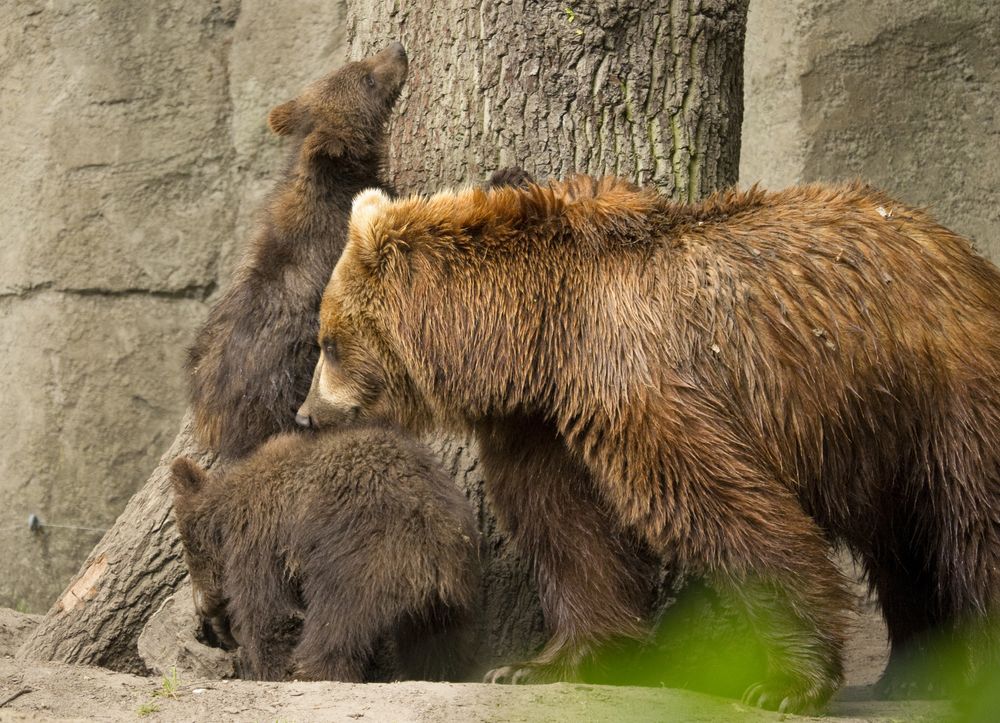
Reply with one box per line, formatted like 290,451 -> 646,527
0,655 -> 952,723
0,592 -> 955,723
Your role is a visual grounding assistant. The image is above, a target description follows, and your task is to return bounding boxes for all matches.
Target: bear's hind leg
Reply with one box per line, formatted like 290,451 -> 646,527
863,544 -> 951,698
870,412 -> 1000,699
620,447 -> 851,713
586,399 -> 852,713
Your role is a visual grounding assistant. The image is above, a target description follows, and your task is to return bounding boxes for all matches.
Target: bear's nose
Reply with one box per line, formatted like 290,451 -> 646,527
295,413 -> 313,429
387,41 -> 406,60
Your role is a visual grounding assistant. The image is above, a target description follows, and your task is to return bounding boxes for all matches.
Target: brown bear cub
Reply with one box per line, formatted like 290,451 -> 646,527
186,43 -> 408,461
299,178 -> 1000,711
170,425 -> 480,682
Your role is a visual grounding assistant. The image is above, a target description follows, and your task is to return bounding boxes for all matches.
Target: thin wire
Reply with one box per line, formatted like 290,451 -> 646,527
35,523 -> 108,533
0,523 -> 107,534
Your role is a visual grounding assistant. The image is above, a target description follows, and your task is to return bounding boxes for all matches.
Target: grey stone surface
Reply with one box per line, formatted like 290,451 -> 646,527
742,0 -> 1000,261
0,294 -> 204,611
0,0 -> 349,612
0,608 -> 41,658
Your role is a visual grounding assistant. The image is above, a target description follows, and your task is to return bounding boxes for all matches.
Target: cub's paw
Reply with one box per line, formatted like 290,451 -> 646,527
741,678 -> 834,715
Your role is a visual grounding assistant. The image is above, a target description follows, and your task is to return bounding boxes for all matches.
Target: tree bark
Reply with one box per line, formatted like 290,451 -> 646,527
19,0 -> 749,674
349,0 -> 746,198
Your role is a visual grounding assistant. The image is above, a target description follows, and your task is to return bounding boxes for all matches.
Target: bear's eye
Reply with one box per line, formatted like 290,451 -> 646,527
323,340 -> 340,365
364,72 -> 376,89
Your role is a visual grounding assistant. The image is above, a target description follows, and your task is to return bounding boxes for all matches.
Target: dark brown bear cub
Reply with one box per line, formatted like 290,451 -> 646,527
186,43 -> 407,461
301,179 -> 1000,712
170,425 -> 480,682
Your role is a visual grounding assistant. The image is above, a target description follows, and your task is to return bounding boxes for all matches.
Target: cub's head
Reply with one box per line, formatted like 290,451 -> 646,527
296,189 -> 432,433
169,457 -> 235,649
267,42 -> 408,161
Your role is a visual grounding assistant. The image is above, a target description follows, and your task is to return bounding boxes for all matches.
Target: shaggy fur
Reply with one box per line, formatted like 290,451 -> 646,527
170,425 -> 480,682
299,176 -> 1000,712
186,43 -> 408,460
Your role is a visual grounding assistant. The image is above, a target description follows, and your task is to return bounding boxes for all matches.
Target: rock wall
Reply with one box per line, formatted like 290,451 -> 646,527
742,0 -> 1000,260
0,0 -> 350,612
3,0 -> 997,612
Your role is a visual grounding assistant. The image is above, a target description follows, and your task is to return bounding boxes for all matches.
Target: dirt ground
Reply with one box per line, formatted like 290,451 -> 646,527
0,591 -> 956,723
0,656 -> 953,723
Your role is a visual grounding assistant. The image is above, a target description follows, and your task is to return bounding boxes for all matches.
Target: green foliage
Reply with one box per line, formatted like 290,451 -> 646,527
135,666 -> 181,718
579,580 -> 764,697
152,667 -> 181,699
136,701 -> 160,717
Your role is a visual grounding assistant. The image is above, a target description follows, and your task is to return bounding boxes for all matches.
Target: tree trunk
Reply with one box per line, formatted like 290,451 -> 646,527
349,0 -> 746,198
19,0 -> 748,674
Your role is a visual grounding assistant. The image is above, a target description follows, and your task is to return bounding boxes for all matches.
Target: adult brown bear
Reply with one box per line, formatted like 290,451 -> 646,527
297,178 -> 1000,712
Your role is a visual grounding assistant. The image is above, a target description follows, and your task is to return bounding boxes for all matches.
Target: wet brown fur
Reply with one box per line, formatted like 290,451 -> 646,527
170,425 -> 480,682
304,176 -> 1000,711
185,44 -> 408,460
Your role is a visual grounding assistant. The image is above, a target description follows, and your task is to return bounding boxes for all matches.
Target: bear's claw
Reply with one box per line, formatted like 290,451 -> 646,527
741,680 -> 830,715
484,661 -> 565,685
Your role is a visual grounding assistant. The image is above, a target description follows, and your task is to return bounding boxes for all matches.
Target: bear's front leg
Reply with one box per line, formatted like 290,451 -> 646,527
665,469 -> 850,713
477,416 -> 655,684
224,547 -> 304,681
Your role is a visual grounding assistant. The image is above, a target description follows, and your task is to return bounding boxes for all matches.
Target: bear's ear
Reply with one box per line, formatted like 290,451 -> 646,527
348,188 -> 400,274
170,456 -> 208,497
267,100 -> 301,136
352,188 -> 391,223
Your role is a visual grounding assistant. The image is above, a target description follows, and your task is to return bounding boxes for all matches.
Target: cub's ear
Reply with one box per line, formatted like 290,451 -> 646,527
485,166 -> 535,190
267,99 -> 301,136
170,457 -> 208,496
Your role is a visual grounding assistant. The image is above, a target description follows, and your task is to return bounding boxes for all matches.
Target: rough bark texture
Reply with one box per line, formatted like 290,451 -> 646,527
349,0 -> 747,198
19,0 -> 748,674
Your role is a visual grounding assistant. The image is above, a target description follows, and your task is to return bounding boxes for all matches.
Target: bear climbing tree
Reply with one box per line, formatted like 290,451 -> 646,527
19,0 -> 750,674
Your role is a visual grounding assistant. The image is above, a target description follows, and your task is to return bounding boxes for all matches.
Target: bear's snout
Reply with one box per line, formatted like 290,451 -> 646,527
386,41 -> 405,61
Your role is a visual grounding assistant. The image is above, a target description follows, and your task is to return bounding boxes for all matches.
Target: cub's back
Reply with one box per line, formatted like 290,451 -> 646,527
237,427 -> 475,547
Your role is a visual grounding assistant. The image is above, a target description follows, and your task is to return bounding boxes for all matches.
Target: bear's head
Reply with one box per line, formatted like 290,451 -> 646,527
267,42 -> 408,162
296,188 -> 433,432
170,457 -> 236,649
